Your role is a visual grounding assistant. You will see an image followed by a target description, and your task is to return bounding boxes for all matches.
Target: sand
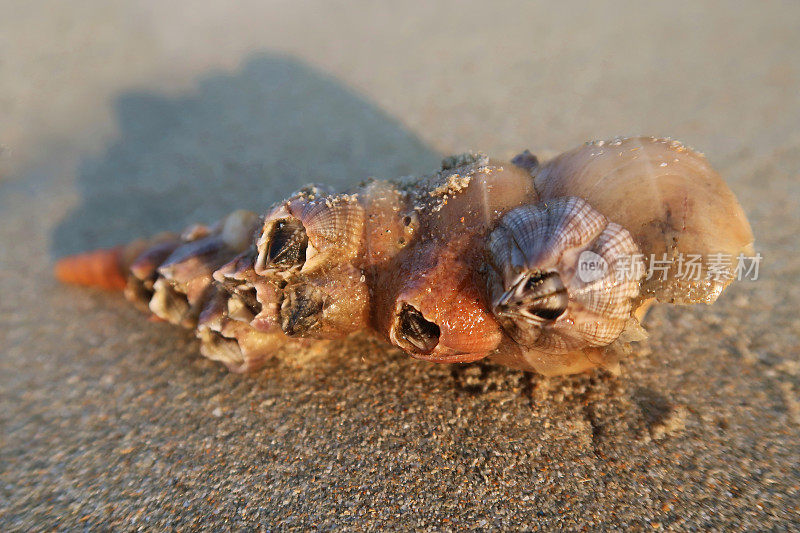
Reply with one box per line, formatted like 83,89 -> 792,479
1,1 -> 798,529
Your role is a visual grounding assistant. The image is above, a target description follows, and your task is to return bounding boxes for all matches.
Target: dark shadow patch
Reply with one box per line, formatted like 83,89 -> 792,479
634,386 -> 672,426
634,386 -> 687,440
51,52 -> 439,257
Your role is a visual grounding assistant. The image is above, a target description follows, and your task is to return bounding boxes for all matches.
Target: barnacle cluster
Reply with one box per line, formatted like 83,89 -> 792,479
55,137 -> 754,375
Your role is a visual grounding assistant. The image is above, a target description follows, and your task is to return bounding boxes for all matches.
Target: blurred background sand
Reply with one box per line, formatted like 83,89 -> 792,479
1,1 -> 798,529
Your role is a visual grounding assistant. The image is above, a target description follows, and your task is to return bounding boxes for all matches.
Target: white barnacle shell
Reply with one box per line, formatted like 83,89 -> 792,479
254,188 -> 365,277
196,285 -> 299,374
486,197 -> 643,355
148,210 -> 260,328
252,187 -> 372,338
213,248 -> 284,333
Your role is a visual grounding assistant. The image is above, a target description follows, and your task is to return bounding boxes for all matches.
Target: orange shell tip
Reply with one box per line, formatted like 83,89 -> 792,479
54,247 -> 128,291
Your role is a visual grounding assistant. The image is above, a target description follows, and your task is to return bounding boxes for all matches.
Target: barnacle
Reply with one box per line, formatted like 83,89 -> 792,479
485,197 -> 642,353
55,137 -> 755,376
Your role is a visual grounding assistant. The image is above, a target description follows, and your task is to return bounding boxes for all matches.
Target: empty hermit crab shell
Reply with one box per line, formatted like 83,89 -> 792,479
53,136 -> 755,376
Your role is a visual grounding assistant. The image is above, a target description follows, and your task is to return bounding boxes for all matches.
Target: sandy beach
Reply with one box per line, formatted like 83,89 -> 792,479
1,2 -> 798,529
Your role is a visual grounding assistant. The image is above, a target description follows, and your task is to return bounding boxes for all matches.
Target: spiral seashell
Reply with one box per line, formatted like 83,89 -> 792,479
53,137 -> 755,377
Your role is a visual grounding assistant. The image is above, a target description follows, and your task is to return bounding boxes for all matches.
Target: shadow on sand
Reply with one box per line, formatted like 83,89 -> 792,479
52,53 -> 439,257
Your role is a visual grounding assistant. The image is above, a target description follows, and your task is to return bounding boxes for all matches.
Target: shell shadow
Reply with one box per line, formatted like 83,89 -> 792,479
51,53 -> 439,257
